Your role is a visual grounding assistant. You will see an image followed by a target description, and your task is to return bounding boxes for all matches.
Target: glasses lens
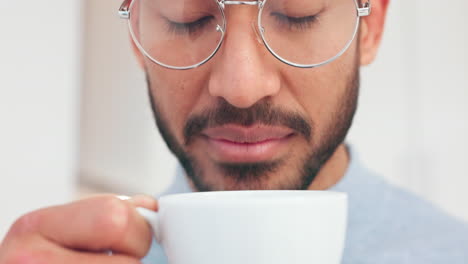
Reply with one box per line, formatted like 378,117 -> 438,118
129,0 -> 224,68
260,0 -> 359,66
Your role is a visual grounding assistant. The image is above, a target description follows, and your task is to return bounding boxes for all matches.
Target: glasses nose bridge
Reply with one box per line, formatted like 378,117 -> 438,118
218,0 -> 265,44
219,0 -> 263,8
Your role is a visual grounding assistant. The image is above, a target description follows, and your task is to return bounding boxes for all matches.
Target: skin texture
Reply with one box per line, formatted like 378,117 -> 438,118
0,0 -> 389,262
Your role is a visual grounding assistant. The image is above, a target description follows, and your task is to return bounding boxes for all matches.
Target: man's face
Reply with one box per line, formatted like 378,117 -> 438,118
134,1 -> 385,191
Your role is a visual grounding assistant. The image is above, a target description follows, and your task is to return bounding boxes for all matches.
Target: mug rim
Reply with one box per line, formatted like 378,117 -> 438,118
160,190 -> 347,204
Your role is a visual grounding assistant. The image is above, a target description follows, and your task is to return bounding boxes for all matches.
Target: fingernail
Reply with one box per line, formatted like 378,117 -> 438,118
116,195 -> 131,201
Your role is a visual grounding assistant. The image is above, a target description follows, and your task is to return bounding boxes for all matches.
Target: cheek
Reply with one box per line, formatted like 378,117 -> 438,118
146,63 -> 209,141
280,44 -> 357,139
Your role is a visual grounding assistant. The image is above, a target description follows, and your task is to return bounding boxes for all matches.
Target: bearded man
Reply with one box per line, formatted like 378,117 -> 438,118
1,0 -> 467,263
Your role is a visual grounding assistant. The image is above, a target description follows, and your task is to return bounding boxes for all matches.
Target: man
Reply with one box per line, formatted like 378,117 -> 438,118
1,0 -> 467,263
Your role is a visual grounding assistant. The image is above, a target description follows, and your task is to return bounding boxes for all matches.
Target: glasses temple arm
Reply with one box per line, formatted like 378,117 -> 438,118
119,0 -> 132,19
358,1 -> 371,17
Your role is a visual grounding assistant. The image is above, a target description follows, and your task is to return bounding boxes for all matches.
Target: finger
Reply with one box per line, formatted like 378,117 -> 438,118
68,248 -> 142,264
68,252 -> 141,264
29,194 -> 153,258
2,233 -> 141,264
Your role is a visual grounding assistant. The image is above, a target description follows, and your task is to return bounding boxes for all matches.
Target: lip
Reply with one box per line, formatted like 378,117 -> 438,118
201,125 -> 295,163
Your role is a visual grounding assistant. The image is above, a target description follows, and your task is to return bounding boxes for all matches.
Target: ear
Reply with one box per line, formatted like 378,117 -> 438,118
359,0 -> 390,66
130,34 -> 146,69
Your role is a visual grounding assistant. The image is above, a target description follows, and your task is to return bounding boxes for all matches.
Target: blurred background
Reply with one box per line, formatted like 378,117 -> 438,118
1,0 -> 467,239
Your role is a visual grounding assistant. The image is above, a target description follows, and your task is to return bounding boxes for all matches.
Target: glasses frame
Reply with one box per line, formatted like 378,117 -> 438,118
119,0 -> 371,70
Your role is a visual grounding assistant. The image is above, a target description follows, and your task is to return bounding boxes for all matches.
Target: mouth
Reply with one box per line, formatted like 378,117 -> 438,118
201,125 -> 295,163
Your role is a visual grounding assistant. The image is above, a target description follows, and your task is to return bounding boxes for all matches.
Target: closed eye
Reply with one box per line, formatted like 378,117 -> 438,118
270,13 -> 318,31
166,16 -> 214,35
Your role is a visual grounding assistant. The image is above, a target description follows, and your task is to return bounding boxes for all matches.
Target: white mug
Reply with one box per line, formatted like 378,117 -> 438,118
137,190 -> 347,264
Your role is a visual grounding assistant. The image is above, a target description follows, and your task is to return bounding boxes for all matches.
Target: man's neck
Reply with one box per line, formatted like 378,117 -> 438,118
308,144 -> 350,190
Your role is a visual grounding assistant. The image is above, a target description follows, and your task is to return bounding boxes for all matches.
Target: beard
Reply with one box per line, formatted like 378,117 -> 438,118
146,65 -> 359,192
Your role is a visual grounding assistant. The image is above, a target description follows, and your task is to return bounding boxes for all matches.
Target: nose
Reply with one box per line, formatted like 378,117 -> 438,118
208,10 -> 281,109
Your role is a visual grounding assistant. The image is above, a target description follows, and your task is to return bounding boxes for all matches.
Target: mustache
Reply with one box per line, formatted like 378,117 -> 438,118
183,99 -> 312,145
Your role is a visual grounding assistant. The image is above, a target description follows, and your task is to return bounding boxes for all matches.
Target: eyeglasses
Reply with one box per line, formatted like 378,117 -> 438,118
119,0 -> 371,70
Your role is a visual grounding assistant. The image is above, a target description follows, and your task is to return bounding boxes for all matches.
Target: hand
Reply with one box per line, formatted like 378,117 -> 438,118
0,194 -> 158,264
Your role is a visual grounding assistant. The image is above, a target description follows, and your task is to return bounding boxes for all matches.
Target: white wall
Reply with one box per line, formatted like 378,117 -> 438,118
80,0 -> 468,221
79,0 -> 177,195
348,0 -> 468,221
0,1 -> 81,238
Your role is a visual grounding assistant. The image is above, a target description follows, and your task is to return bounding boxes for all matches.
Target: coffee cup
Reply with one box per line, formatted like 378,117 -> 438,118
137,190 -> 347,264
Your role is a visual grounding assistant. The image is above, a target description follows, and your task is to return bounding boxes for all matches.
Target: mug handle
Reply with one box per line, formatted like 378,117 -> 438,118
136,207 -> 162,243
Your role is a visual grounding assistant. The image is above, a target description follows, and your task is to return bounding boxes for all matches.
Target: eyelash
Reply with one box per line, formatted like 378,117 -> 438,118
271,13 -> 318,31
166,16 -> 214,35
165,12 -> 317,35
